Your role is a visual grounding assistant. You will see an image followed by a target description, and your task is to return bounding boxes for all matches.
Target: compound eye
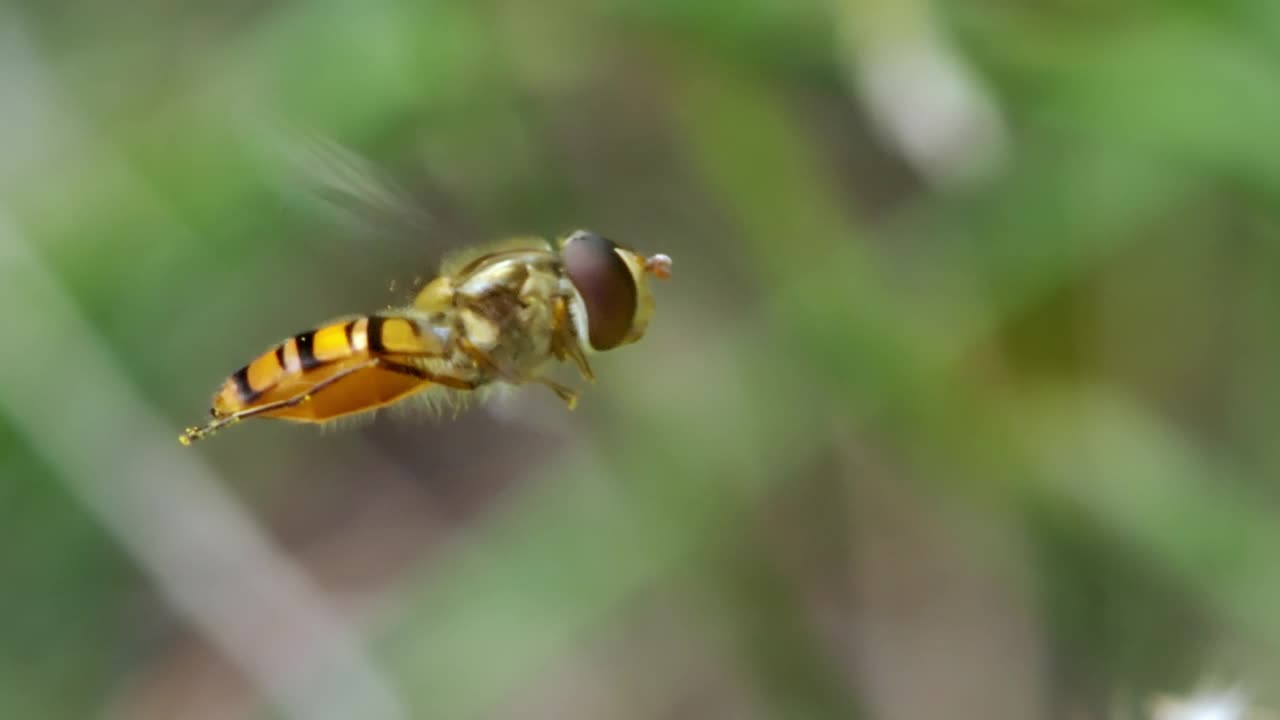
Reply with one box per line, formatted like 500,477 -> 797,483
561,230 -> 637,350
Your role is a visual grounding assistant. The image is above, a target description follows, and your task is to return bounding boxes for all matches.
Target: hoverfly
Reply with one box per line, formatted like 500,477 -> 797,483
179,230 -> 671,444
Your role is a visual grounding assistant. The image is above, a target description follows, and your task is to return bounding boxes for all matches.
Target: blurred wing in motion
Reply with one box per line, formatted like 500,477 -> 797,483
267,131 -> 485,266
278,133 -> 437,246
287,134 -> 434,232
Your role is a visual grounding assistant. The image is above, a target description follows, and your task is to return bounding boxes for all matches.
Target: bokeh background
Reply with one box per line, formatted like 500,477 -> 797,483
2,1 -> 1280,718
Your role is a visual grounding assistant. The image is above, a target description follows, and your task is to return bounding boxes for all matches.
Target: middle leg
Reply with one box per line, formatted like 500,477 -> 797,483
456,336 -> 580,409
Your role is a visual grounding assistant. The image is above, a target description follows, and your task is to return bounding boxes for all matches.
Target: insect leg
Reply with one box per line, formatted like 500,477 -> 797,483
181,359 -> 380,444
537,381 -> 579,410
376,357 -> 480,391
552,295 -> 594,382
179,358 -> 479,445
456,336 -> 580,409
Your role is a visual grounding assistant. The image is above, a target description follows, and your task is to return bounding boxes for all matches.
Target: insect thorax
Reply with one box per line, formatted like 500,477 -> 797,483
454,253 -> 562,377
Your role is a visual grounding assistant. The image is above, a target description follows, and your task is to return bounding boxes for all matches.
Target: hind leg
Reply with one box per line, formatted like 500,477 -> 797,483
181,358 -> 479,444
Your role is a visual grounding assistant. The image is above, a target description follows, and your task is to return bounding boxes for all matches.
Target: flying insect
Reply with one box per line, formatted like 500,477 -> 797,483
179,230 -> 671,445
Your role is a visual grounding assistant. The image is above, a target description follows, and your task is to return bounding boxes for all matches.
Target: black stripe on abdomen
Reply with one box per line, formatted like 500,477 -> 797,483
231,366 -> 257,403
366,316 -> 386,353
295,331 -> 320,370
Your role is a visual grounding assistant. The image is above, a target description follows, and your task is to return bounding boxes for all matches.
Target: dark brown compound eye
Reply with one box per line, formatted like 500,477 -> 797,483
561,230 -> 637,350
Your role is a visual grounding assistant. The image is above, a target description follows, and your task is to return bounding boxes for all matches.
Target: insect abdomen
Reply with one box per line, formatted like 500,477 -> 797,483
213,320 -> 349,414
210,315 -> 441,419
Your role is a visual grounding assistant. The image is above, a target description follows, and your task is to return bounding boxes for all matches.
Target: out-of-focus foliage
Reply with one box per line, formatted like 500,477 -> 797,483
3,0 -> 1280,718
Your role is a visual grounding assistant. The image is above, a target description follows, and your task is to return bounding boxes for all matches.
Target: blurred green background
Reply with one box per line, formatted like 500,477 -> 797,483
3,0 -> 1280,718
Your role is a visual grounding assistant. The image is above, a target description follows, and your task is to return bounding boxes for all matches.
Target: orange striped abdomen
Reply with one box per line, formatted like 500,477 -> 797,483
210,315 -> 449,423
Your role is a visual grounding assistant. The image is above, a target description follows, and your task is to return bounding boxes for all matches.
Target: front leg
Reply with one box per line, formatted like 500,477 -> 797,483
551,295 -> 594,382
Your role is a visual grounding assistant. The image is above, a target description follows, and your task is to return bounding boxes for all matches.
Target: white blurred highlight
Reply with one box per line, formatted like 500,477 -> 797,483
1151,687 -> 1271,720
836,1 -> 1008,188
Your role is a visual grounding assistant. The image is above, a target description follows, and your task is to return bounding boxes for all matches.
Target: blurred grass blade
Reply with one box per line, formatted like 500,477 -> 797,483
0,213 -> 406,720
1018,389 -> 1280,646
